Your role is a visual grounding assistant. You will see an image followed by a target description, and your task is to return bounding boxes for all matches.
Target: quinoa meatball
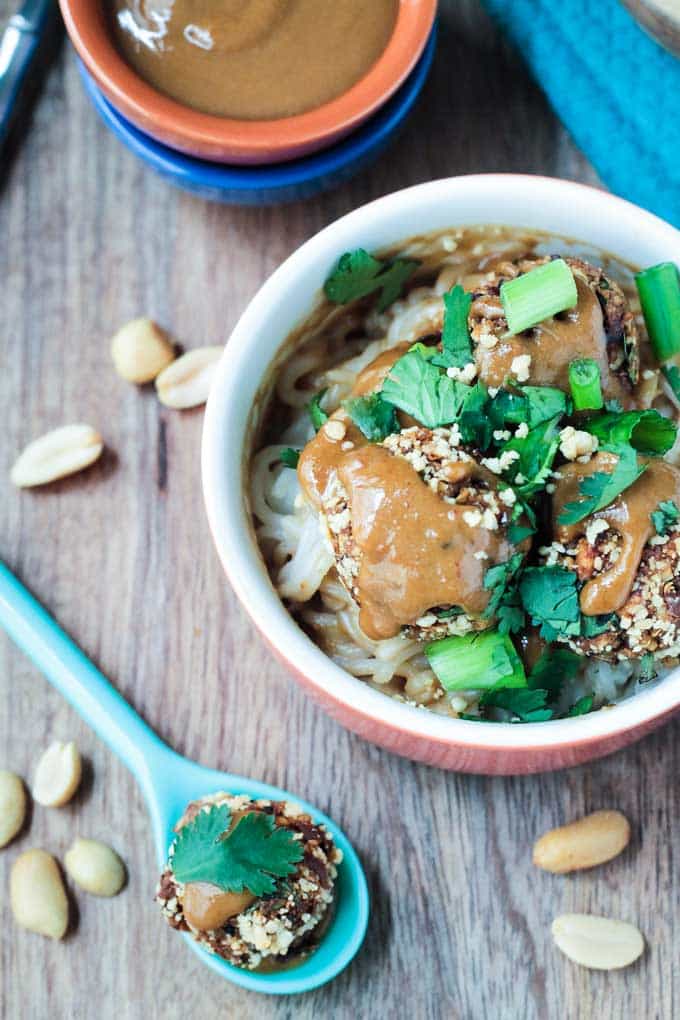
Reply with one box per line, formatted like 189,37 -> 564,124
311,424 -> 530,641
541,455 -> 680,662
467,255 -> 640,401
156,793 -> 341,971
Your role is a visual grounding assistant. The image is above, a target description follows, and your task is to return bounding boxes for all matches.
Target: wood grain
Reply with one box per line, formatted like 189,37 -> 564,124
1,3 -> 676,1019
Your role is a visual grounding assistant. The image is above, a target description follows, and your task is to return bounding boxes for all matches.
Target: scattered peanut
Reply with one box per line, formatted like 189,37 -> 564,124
64,837 -> 126,897
32,740 -> 82,808
10,850 -> 69,939
533,810 -> 631,873
551,913 -> 644,971
0,770 -> 26,847
10,424 -> 103,488
110,317 -> 175,384
155,346 -> 223,409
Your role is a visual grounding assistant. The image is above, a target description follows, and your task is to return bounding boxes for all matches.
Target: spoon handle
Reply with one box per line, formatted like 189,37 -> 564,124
0,560 -> 173,802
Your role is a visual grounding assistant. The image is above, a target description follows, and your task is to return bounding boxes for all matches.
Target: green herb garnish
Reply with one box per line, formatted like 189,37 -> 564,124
584,409 -> 676,456
567,695 -> 594,717
307,389 -> 329,431
324,249 -> 418,312
639,652 -> 657,683
501,416 -> 561,496
519,566 -> 582,641
431,285 -> 473,369
569,358 -> 603,411
479,686 -> 553,722
527,646 -> 581,699
380,348 -> 467,428
280,448 -> 300,469
172,804 -> 303,896
483,553 -> 525,634
488,385 -> 568,431
651,499 -> 680,536
558,445 -> 646,526
344,393 -> 398,442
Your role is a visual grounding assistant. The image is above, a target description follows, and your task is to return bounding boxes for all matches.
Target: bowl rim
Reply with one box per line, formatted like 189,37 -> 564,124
202,173 -> 680,755
59,0 -> 437,162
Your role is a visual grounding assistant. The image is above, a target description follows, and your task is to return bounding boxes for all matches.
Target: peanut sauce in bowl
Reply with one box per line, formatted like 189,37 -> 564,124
110,0 -> 399,120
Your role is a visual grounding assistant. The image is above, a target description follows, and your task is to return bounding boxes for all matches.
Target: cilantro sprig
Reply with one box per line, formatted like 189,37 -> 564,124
344,393 -> 398,442
519,565 -> 615,642
307,389 -> 329,431
381,348 -> 468,428
431,285 -> 473,369
280,448 -> 300,469
584,409 -> 677,456
651,499 -> 680,536
558,445 -> 646,526
324,249 -> 418,312
172,804 -> 303,897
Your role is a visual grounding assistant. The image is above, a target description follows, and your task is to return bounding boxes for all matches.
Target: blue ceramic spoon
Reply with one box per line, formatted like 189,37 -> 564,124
0,560 -> 369,995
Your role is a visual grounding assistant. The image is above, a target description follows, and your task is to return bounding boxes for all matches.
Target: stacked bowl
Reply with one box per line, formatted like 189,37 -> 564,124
58,0 -> 438,204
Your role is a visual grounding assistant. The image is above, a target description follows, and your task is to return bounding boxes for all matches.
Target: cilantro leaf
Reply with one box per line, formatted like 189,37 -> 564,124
581,612 -> 616,637
431,285 -> 473,369
558,445 -> 646,526
527,647 -> 581,699
488,385 -> 568,431
344,393 -> 398,442
519,566 -> 582,641
458,381 -> 492,447
567,695 -> 594,717
501,416 -> 561,496
507,522 -> 535,544
584,409 -> 677,456
280,448 -> 300,469
172,804 -> 303,897
479,686 -> 553,722
483,553 -> 524,619
381,349 -> 467,428
323,249 -> 418,312
307,389 -> 329,431
651,499 -> 680,536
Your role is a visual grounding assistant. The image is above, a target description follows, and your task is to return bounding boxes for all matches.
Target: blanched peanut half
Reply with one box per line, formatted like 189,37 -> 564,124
32,740 -> 82,808
155,346 -> 223,409
0,770 -> 26,847
111,317 -> 175,384
552,914 -> 644,971
11,424 -> 103,488
533,810 -> 630,873
64,838 -> 126,897
11,850 -> 68,939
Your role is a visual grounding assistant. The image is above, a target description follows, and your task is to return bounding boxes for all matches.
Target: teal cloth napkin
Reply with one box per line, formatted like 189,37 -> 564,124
481,0 -> 680,227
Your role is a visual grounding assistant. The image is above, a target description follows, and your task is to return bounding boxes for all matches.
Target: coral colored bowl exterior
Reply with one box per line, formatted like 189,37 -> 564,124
58,0 -> 437,164
202,175 -> 680,774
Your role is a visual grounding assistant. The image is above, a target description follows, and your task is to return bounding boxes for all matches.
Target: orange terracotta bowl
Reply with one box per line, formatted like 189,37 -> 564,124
58,0 -> 437,165
202,175 -> 680,775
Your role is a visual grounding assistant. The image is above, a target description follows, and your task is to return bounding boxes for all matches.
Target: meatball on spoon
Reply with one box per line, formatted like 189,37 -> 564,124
0,561 -> 368,994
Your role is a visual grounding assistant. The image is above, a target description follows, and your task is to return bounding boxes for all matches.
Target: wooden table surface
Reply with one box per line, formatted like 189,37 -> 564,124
1,3 -> 678,1018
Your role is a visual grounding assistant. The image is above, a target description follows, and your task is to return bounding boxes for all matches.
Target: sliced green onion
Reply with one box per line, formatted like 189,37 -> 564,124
662,363 -> 680,402
500,258 -> 578,335
569,358 -> 604,411
635,262 -> 680,362
425,629 -> 527,692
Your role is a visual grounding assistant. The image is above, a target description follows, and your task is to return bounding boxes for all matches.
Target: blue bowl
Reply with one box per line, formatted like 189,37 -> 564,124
77,26 -> 436,205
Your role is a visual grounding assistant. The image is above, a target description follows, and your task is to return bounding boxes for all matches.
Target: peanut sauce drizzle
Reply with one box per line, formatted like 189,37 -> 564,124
298,347 -> 519,640
552,454 -> 680,616
471,276 -> 634,406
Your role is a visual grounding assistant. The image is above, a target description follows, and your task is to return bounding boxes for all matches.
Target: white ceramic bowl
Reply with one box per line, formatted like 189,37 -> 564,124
202,174 -> 680,774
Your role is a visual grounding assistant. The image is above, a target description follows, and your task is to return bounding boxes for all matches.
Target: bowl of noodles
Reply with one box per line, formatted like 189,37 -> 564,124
202,175 -> 680,774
